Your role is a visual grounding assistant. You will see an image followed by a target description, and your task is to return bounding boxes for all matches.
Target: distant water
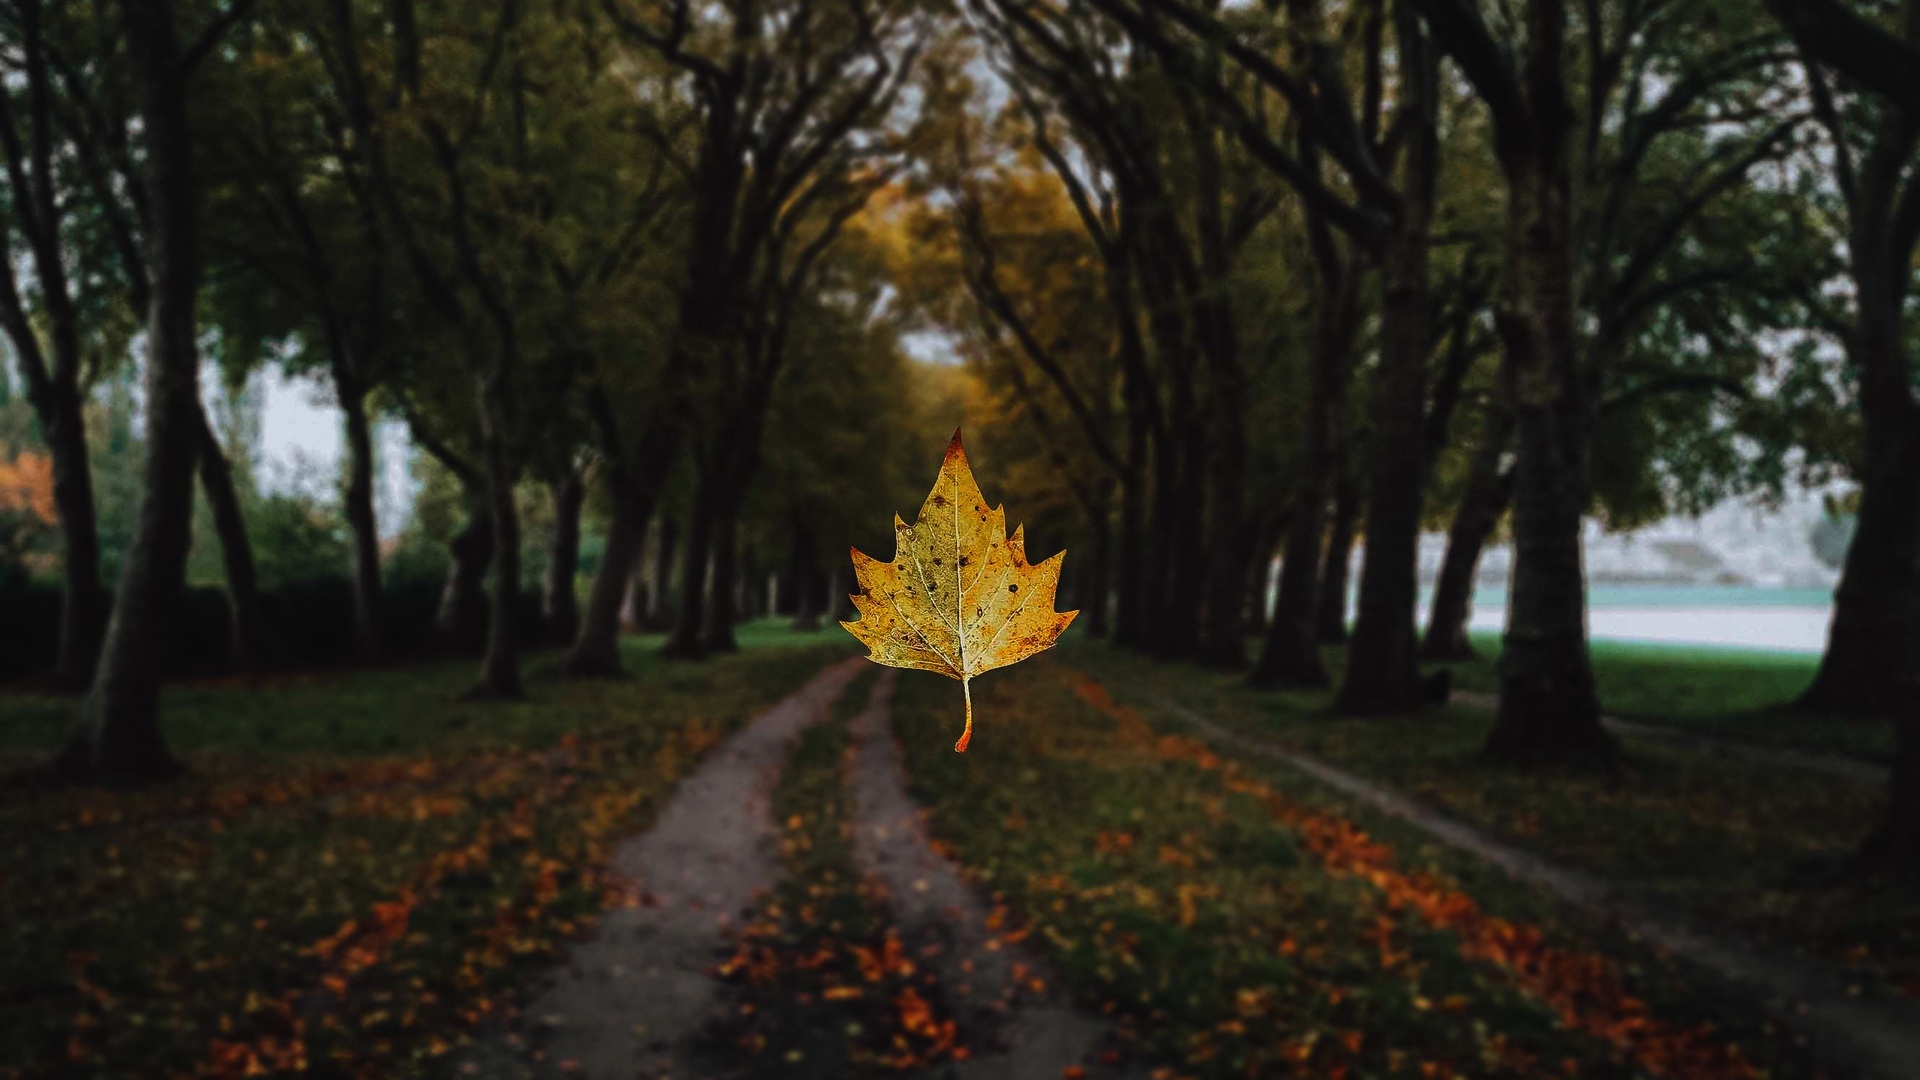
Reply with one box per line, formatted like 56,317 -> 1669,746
1446,585 -> 1833,654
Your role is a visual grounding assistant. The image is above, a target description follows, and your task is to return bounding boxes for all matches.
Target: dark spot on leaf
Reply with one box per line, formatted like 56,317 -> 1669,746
933,557 -> 942,565
1009,584 -> 1019,593
933,494 -> 948,507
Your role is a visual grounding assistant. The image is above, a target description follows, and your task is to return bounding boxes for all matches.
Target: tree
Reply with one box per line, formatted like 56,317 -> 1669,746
1762,0 -> 1920,877
0,0 -> 110,688
1410,0 -> 1799,764
59,0 -> 243,783
604,0 -> 922,660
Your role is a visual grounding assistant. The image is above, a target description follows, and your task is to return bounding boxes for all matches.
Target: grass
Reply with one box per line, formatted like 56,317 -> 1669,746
0,621 -> 854,1080
887,654 -> 1830,1079
1060,638 -> 1920,1007
1440,632 -> 1893,762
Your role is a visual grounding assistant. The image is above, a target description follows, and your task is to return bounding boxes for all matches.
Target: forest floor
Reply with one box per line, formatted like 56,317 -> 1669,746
2,623 -> 1914,1079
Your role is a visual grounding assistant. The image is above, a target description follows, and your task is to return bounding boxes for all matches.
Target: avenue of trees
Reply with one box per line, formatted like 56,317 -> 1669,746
0,0 -> 1914,876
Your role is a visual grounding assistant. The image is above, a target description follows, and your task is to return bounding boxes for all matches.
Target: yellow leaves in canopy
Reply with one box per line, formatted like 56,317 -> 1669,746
841,430 -> 1076,753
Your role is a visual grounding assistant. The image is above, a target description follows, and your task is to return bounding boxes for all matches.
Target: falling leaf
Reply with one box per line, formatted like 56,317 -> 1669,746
842,429 -> 1076,752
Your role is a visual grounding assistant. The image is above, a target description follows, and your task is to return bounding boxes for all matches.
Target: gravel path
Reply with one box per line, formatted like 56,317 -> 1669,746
1149,692 -> 1920,1080
484,657 -> 865,1079
846,670 -> 1147,1080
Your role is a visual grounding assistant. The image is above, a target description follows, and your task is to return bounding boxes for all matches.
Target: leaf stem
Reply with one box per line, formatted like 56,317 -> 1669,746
956,676 -> 973,753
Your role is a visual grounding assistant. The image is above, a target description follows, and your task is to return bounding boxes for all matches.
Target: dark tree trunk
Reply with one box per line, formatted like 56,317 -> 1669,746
1857,693 -> 1920,876
620,555 -> 646,630
1482,105 -> 1615,766
1253,500 -> 1331,688
59,0 -> 199,785
703,510 -> 740,653
1334,184 -> 1436,714
665,483 -> 716,659
1113,393 -> 1152,648
570,410 -> 678,675
1423,409 -> 1514,662
43,385 -> 104,690
1800,206 -> 1920,715
1240,511 -> 1283,631
543,470 -> 585,644
338,380 -> 384,656
567,488 -> 644,676
0,0 -> 104,692
790,517 -> 823,632
648,516 -> 677,630
1316,478 -> 1358,644
473,435 -> 523,698
437,499 -> 494,654
1199,432 -> 1247,667
194,407 -> 268,671
1148,418 -> 1207,660
1255,153 -> 1357,683
1082,508 -> 1112,638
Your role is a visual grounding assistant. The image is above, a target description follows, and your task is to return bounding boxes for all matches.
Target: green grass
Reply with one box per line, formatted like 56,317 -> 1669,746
1440,632 -> 1893,761
0,621 -> 854,1080
888,655 -> 1830,1079
1060,639 -> 1920,1007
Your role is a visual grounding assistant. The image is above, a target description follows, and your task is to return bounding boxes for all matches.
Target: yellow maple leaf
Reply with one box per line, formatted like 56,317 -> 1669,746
842,430 -> 1076,753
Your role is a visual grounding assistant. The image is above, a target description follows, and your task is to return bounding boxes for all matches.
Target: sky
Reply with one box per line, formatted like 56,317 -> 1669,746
257,369 -> 416,539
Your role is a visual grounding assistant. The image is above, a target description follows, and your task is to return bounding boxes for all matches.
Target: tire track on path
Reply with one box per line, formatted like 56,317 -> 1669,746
473,656 -> 865,1079
846,671 -> 1149,1080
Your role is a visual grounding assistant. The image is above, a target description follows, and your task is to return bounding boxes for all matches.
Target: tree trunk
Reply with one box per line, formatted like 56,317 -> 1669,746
1082,508 -> 1112,639
648,516 -> 677,630
1113,397 -> 1152,648
543,470 -> 585,644
1149,419 -> 1207,659
339,380 -> 384,656
473,434 -> 523,698
194,406 -> 267,671
437,501 -> 493,653
1857,703 -> 1920,877
620,554 -> 647,630
1422,409 -> 1514,662
703,510 -> 740,653
1316,479 -> 1358,644
1481,137 -> 1615,766
42,382 -> 104,691
59,0 -> 198,785
790,517 -> 823,632
665,483 -> 716,659
1333,192 -> 1435,714
1800,229 -> 1920,714
1252,498 -> 1331,688
1240,511 -> 1283,631
566,469 -> 660,677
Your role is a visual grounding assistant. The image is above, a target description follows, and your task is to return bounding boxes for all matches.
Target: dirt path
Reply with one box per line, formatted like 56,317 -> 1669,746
477,657 -> 864,1079
846,671 -> 1147,1080
1450,688 -> 1888,786
1147,692 -> 1920,1080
